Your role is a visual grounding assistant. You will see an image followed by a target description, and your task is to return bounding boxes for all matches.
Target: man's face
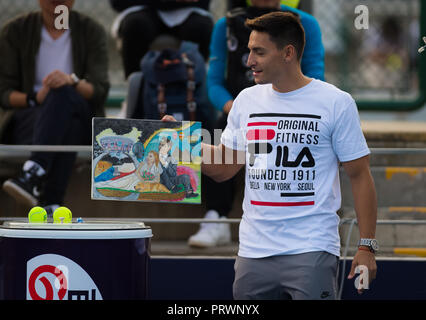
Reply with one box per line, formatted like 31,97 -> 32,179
159,140 -> 171,155
247,30 -> 287,86
38,0 -> 75,15
250,0 -> 281,9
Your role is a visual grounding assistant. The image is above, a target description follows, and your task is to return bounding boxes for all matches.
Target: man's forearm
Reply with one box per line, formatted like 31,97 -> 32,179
350,170 -> 377,238
201,143 -> 244,183
201,143 -> 224,180
75,80 -> 94,100
8,91 -> 27,108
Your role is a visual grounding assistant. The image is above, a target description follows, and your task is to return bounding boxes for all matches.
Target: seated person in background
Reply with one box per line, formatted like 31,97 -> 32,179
110,0 -> 213,79
0,0 -> 109,214
187,0 -> 325,248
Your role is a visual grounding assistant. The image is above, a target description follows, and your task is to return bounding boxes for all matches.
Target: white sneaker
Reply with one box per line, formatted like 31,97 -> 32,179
188,210 -> 231,248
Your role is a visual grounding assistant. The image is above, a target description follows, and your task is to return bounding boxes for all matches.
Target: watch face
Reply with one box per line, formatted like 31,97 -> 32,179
71,73 -> 79,84
371,239 -> 379,251
359,239 -> 379,251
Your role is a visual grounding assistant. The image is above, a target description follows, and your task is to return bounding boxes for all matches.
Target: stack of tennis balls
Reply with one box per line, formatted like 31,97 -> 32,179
27,206 -> 72,224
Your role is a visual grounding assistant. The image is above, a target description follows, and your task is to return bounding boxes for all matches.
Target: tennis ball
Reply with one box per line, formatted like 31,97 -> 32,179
28,206 -> 47,223
53,206 -> 72,224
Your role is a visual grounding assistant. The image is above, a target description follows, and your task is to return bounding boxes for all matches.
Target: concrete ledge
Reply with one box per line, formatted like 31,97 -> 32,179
362,121 -> 426,145
151,241 -> 238,257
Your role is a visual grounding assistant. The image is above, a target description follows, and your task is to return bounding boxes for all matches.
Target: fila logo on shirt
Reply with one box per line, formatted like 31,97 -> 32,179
246,114 -> 320,168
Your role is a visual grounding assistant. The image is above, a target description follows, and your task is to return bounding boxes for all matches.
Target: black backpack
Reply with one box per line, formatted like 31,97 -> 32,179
126,42 -> 212,123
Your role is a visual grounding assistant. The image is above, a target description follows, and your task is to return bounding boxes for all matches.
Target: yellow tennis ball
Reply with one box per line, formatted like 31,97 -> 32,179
53,206 -> 72,224
28,206 -> 47,223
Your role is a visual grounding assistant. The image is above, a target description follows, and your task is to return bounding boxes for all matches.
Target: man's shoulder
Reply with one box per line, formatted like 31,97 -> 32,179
313,79 -> 350,96
311,80 -> 355,109
233,85 -> 271,107
0,11 -> 39,33
238,84 -> 269,96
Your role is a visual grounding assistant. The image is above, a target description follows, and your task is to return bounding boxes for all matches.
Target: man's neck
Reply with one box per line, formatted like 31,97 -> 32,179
42,12 -> 67,40
272,68 -> 312,93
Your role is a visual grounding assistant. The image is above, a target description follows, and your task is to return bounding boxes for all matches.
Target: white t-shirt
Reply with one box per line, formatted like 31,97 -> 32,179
34,27 -> 73,92
221,79 -> 370,258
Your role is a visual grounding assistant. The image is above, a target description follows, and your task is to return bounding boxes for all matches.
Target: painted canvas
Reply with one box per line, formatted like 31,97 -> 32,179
92,118 -> 202,204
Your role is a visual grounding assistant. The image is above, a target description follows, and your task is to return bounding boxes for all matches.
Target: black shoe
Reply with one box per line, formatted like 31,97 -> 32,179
185,192 -> 199,199
2,165 -> 46,207
170,185 -> 182,194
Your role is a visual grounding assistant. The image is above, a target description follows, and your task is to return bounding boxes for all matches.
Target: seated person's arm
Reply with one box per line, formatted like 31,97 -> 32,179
299,12 -> 325,80
8,91 -> 30,108
0,22 -> 27,109
207,17 -> 234,113
81,19 -> 110,106
74,79 -> 94,100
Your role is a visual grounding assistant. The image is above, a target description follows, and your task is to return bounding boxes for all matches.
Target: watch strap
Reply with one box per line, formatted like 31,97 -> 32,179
26,92 -> 39,108
358,238 -> 378,253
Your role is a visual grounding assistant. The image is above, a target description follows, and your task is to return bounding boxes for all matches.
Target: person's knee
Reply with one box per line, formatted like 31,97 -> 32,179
183,14 -> 213,36
120,12 -> 155,38
43,85 -> 74,104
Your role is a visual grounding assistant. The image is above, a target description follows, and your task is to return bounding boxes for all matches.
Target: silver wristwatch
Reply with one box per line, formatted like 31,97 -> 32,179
70,73 -> 80,86
358,238 -> 379,253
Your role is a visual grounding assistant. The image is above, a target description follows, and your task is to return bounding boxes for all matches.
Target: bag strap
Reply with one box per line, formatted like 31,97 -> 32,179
156,53 -> 197,121
182,53 -> 197,122
157,84 -> 167,119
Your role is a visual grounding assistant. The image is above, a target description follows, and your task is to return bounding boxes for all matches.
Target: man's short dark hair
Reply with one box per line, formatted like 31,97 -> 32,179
245,11 -> 306,61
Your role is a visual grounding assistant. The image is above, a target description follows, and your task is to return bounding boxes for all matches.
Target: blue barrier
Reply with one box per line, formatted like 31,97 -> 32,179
150,257 -> 426,300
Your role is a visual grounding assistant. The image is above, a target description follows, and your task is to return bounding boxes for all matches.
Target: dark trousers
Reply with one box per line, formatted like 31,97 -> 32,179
160,171 -> 193,194
203,113 -> 237,217
119,9 -> 213,78
8,86 -> 92,205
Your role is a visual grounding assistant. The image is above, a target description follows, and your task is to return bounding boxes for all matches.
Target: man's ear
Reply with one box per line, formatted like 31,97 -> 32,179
283,45 -> 296,62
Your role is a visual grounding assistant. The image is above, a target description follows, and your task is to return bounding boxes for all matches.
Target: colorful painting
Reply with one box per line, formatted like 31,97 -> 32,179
91,118 -> 202,204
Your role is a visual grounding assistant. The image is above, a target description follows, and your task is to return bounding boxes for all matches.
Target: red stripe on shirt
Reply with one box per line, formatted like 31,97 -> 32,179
247,122 -> 277,127
250,200 -> 315,207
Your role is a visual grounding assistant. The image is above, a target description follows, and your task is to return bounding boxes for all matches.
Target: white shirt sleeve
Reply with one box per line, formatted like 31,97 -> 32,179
220,96 -> 247,151
331,96 -> 370,162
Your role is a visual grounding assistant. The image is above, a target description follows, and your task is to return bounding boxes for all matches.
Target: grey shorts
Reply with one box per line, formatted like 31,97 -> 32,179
233,251 -> 339,300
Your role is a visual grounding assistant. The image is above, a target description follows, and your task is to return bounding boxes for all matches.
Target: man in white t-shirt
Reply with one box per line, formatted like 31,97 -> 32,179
163,11 -> 377,299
